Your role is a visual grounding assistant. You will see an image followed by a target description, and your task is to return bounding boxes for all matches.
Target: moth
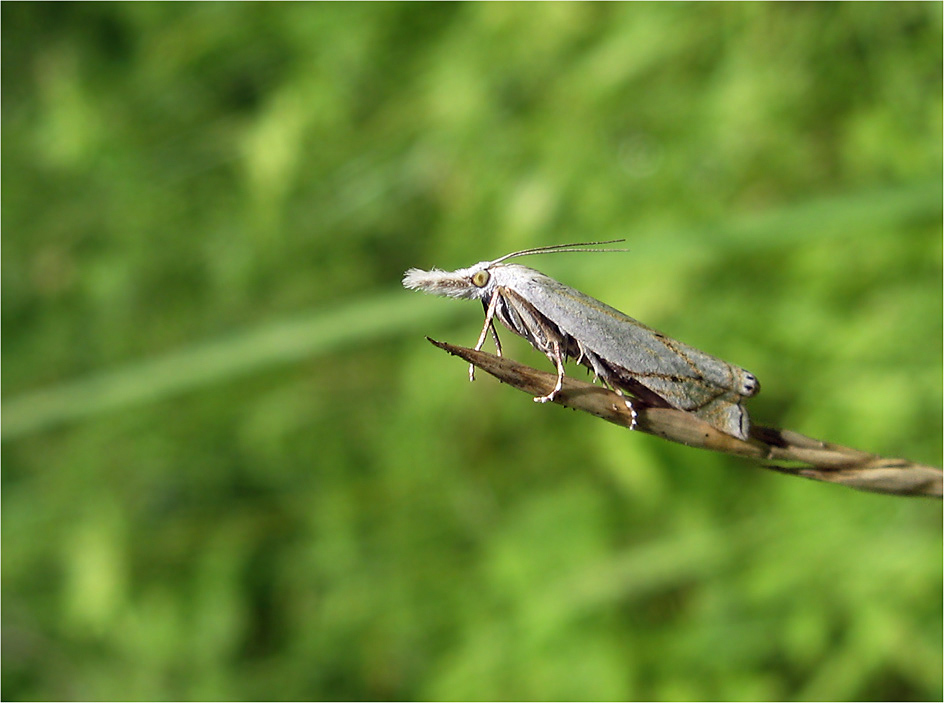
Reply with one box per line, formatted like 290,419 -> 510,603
402,241 -> 760,440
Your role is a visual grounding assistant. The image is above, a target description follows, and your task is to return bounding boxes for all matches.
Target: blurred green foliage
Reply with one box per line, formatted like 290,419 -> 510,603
2,3 -> 941,701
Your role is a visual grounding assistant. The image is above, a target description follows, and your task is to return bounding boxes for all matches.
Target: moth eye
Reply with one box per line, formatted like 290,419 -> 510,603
471,270 -> 490,287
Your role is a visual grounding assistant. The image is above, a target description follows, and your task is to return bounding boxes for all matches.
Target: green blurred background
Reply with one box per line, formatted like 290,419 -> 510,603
2,3 -> 942,701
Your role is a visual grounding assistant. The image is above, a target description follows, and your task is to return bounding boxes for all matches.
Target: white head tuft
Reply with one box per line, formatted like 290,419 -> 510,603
402,265 -> 486,299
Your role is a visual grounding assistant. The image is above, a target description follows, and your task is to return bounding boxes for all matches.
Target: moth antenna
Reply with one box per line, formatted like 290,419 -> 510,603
489,239 -> 628,265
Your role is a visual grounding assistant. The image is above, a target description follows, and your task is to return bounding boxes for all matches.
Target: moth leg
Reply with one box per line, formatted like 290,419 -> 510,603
471,292 -> 502,381
574,340 -> 586,366
534,340 -> 566,404
488,320 -> 503,357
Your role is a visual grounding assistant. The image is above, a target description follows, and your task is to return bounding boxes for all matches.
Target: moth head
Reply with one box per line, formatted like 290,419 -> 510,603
402,262 -> 495,300
403,240 -> 627,301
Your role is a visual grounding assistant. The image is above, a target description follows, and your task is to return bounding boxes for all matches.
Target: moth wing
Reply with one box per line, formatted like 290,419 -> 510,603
515,269 -> 753,439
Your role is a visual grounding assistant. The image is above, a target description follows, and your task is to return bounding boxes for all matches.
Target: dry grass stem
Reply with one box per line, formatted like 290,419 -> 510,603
429,339 -> 942,499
